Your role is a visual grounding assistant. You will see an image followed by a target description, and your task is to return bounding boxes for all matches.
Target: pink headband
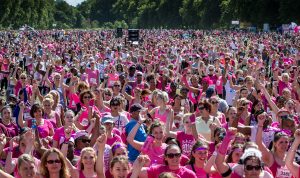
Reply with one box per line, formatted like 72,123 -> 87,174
195,147 -> 208,151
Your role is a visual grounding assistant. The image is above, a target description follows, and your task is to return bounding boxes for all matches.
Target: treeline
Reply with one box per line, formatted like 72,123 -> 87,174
0,0 -> 299,29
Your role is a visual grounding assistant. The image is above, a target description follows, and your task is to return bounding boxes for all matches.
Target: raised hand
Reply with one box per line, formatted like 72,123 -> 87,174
96,133 -> 107,150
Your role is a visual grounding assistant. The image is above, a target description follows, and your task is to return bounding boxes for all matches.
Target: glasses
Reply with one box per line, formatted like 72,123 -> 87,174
166,153 -> 181,159
105,93 -> 112,96
83,96 -> 91,99
80,139 -> 91,143
198,106 -> 205,110
47,159 -> 61,164
245,165 -> 261,171
211,101 -> 219,105
113,85 -> 120,87
20,77 -> 26,79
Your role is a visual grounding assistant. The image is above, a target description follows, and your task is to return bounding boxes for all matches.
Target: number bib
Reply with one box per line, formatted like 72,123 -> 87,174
276,166 -> 292,178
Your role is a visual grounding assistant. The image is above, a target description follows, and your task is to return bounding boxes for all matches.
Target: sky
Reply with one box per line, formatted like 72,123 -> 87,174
65,0 -> 85,6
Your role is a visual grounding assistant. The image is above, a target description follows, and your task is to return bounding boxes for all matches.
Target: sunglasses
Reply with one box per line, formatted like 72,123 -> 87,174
80,139 -> 91,143
83,96 -> 91,99
47,159 -> 61,164
166,153 -> 181,159
113,85 -> 120,87
245,165 -> 261,171
198,106 -> 205,110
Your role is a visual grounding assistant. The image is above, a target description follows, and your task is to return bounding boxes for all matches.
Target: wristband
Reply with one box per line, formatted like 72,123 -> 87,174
7,148 -> 13,152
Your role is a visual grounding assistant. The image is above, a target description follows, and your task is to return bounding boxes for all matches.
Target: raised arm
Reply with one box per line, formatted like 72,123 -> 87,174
258,82 -> 279,115
286,129 -> 300,178
130,155 -> 150,178
215,128 -> 237,178
126,122 -> 145,151
17,102 -> 27,128
256,113 -> 273,166
95,134 -> 106,178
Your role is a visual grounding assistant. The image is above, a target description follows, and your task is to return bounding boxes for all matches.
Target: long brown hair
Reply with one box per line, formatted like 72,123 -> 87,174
40,148 -> 70,178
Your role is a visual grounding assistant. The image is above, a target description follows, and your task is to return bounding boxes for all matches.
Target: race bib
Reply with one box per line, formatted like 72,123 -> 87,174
71,100 -> 76,107
90,78 -> 96,84
81,119 -> 89,127
276,167 -> 292,178
24,113 -> 32,121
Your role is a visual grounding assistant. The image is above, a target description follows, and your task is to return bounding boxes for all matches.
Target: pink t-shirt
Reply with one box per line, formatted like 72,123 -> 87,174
147,165 -> 197,178
185,164 -> 208,178
28,119 -> 53,139
107,73 -> 119,87
78,105 -> 101,129
68,93 -> 80,109
53,127 -> 76,144
86,68 -> 99,84
278,80 -> 291,96
176,131 -> 196,157
106,134 -> 123,146
143,143 -> 167,165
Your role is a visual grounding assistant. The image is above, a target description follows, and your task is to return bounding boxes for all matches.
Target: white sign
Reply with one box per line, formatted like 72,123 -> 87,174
231,21 -> 239,25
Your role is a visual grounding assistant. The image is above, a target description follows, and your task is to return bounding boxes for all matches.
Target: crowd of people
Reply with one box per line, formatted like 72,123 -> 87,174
0,29 -> 299,178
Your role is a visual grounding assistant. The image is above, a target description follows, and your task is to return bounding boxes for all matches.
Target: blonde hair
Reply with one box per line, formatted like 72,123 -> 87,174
43,97 -> 54,106
79,147 -> 97,170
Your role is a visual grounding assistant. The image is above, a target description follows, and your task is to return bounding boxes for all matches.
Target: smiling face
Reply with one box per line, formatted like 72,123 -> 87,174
81,150 -> 96,170
192,147 -> 208,163
110,162 -> 130,178
244,157 -> 262,178
45,153 -> 62,174
164,146 -> 181,167
18,161 -> 36,178
152,126 -> 164,141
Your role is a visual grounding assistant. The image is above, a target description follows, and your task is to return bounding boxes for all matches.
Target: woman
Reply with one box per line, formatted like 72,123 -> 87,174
171,94 -> 185,116
53,110 -> 79,148
225,144 -> 244,163
39,148 -> 70,178
42,97 -> 62,128
122,80 -> 142,107
0,154 -> 39,178
185,141 -> 217,177
235,98 -> 251,125
166,113 -> 198,157
222,107 -> 244,130
195,100 -> 221,141
0,106 -> 18,137
209,96 -> 226,124
256,112 -> 290,177
215,128 -> 273,178
149,91 -> 174,127
18,103 -> 54,139
131,144 -> 197,178
109,97 -> 129,131
127,121 -> 168,165
76,90 -> 100,130
285,129 -> 300,178
245,100 -> 264,126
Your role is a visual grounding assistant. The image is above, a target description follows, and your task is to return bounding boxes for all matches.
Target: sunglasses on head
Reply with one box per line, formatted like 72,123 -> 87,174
245,165 -> 261,171
80,138 -> 91,143
166,153 -> 181,158
47,159 -> 61,164
198,106 -> 205,110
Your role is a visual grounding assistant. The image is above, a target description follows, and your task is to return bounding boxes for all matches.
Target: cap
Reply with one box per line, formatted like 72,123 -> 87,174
74,131 -> 89,140
101,115 -> 115,124
206,87 -> 215,98
130,103 -> 144,113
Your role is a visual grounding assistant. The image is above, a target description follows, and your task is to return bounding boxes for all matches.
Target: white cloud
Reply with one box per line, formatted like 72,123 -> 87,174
65,0 -> 85,6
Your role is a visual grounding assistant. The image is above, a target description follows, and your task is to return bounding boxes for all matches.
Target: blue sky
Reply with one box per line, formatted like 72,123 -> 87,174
65,0 -> 85,6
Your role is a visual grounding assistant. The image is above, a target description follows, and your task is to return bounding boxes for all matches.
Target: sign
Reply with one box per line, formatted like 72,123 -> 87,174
231,21 -> 239,25
128,29 -> 139,42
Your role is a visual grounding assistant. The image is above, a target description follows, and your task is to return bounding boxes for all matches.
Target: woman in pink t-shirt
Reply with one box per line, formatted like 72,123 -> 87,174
131,144 -> 197,178
166,113 -> 198,157
149,91 -> 174,126
42,97 -> 61,129
127,121 -> 167,165
18,103 -> 54,139
53,110 -> 78,148
185,141 -> 218,177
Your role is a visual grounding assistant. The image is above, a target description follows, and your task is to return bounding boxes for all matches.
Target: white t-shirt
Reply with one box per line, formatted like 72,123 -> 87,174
113,114 -> 129,131
250,126 -> 276,148
225,80 -> 236,106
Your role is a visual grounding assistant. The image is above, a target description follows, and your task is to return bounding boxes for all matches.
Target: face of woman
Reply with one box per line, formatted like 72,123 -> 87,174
20,75 -> 27,84
231,149 -> 244,163
282,91 -> 291,100
19,161 -> 36,178
156,96 -> 164,106
45,153 -> 62,174
19,139 -> 27,153
152,126 -> 164,141
285,100 -> 295,111
192,148 -> 208,162
110,162 -> 130,178
240,90 -> 248,98
64,113 -> 74,126
114,147 -> 127,157
165,147 -> 181,167
81,151 -> 96,169
227,108 -> 237,122
244,158 -> 262,178
104,92 -> 112,101
33,109 -> 43,119
274,136 -> 289,152
183,117 -> 192,130
210,99 -> 219,108
254,102 -> 263,111
43,101 -> 52,111
2,108 -> 11,120
82,93 -> 92,105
